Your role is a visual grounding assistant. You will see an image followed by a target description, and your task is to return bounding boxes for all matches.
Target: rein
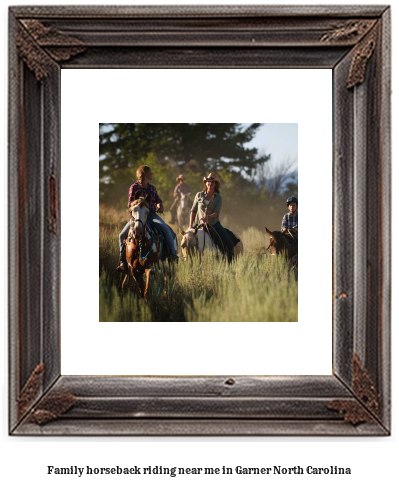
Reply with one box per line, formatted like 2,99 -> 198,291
194,223 -> 221,254
131,217 -> 144,227
286,229 -> 298,245
192,224 -> 207,253
129,212 -> 154,261
267,229 -> 298,254
139,224 -> 154,261
205,223 -> 224,254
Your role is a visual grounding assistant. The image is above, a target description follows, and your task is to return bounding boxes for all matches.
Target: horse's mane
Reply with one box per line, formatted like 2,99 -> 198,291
274,229 -> 298,246
267,228 -> 297,246
129,197 -> 149,210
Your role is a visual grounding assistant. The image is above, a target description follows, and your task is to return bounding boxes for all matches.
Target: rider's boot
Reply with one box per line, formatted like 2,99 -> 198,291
116,257 -> 125,272
116,245 -> 126,272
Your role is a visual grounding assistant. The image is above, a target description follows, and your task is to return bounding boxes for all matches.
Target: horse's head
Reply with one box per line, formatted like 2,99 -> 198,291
129,195 -> 150,240
179,226 -> 197,260
265,227 -> 298,259
265,227 -> 286,256
179,192 -> 191,211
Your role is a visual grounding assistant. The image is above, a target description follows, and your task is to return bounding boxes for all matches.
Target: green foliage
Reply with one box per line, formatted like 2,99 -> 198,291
99,123 -> 271,205
99,123 -> 295,230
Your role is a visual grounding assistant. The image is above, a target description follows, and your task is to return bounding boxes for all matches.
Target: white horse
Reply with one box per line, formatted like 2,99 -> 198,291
176,192 -> 191,229
179,225 -> 243,261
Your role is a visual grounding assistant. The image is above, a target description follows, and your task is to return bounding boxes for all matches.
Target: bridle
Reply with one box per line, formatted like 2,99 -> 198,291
181,224 -> 203,260
130,216 -> 145,228
181,223 -> 220,259
267,230 -> 297,255
129,207 -> 154,260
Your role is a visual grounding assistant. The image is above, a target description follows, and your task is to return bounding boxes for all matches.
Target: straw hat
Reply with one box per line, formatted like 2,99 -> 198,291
176,174 -> 186,182
203,172 -> 221,185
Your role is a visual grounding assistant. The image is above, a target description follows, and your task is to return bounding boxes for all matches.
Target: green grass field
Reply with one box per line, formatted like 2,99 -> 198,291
99,205 -> 298,322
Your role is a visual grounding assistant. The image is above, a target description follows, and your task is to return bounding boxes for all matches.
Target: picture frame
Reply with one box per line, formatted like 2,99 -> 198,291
8,5 -> 391,436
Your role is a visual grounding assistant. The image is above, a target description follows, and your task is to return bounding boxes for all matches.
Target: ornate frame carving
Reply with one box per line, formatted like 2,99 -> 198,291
8,5 -> 391,435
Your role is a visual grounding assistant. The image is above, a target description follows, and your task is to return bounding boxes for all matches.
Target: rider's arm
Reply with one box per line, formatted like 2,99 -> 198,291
201,195 -> 221,223
128,182 -> 139,208
153,186 -> 164,213
189,193 -> 201,228
201,212 -> 218,223
189,211 -> 196,228
281,214 -> 288,231
212,194 -> 222,217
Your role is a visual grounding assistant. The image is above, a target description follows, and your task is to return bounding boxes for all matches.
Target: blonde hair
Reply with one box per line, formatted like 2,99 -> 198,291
136,165 -> 151,185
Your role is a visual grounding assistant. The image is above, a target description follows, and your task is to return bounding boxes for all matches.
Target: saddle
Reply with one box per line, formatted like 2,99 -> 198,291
283,228 -> 298,246
147,216 -> 176,260
206,225 -> 240,253
225,228 -> 241,247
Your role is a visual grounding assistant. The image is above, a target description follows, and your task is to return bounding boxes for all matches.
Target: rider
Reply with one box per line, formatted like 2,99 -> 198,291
117,165 -> 178,271
189,172 -> 234,263
281,196 -> 298,231
169,174 -> 191,224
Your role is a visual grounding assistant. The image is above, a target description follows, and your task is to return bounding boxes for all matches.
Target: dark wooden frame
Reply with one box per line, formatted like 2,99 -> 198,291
8,5 -> 391,436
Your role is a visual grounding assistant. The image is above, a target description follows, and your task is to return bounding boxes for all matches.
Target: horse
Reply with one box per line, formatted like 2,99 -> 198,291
179,224 -> 243,261
176,192 -> 191,229
265,227 -> 298,267
122,193 -> 177,297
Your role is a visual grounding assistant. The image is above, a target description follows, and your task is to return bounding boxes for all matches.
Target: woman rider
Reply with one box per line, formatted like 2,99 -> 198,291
189,172 -> 234,263
117,165 -> 178,270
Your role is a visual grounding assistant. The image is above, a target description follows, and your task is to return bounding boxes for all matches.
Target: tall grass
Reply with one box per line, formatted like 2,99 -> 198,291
99,206 -> 297,322
100,271 -> 152,322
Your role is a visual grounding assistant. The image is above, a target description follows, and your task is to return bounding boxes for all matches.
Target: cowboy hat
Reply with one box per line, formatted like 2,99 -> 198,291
203,172 -> 221,185
176,174 -> 186,182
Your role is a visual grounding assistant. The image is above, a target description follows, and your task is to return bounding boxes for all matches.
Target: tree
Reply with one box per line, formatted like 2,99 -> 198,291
99,124 -> 270,205
253,152 -> 297,202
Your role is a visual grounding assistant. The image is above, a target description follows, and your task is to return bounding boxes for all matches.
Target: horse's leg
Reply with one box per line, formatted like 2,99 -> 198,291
121,274 -> 128,290
144,268 -> 153,297
132,268 -> 145,297
177,210 -> 181,229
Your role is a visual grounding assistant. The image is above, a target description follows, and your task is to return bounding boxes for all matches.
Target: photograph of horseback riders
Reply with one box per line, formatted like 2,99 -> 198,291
99,123 -> 298,322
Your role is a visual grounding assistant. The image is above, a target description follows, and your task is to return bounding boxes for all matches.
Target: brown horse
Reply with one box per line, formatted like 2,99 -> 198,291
265,227 -> 298,267
122,194 -> 177,297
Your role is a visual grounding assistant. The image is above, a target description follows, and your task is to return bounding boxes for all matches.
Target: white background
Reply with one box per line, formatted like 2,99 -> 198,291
61,68 -> 332,376
1,1 -> 397,491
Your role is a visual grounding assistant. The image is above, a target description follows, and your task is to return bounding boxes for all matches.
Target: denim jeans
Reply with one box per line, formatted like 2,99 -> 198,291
119,214 -> 177,256
148,213 -> 177,256
212,221 -> 234,252
119,221 -> 131,255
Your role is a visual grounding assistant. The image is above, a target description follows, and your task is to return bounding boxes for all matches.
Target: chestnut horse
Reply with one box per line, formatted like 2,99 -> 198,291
122,195 -> 177,296
179,225 -> 243,261
265,227 -> 298,267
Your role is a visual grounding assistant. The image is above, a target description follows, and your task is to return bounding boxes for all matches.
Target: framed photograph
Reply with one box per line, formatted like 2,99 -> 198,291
9,5 -> 391,435
97,121 -> 300,323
